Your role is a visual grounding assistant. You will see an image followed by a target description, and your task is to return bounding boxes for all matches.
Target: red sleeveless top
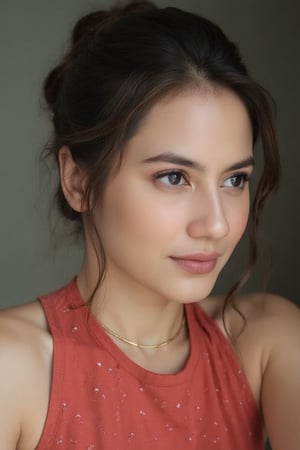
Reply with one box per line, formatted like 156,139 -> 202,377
36,276 -> 264,449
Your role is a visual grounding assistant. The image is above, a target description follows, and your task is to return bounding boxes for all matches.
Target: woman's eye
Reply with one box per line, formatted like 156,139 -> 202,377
154,170 -> 189,187
222,173 -> 249,189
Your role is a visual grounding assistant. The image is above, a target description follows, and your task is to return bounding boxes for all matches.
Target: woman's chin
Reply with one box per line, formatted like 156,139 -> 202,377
162,281 -> 216,304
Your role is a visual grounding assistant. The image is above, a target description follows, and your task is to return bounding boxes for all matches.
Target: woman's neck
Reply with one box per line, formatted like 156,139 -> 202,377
76,256 -> 186,350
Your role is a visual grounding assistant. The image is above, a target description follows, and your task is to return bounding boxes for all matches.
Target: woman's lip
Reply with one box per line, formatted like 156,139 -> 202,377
170,252 -> 220,262
170,256 -> 218,274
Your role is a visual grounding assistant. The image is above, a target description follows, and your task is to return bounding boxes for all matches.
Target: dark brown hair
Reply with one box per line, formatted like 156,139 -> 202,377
42,0 -> 280,323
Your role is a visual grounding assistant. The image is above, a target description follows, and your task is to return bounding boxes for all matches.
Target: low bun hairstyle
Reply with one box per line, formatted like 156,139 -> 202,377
42,0 -> 280,318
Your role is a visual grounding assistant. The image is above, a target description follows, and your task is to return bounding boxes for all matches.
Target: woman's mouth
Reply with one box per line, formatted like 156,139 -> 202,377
170,253 -> 219,275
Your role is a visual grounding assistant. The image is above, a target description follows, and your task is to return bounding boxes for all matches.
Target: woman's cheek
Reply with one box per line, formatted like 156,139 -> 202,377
104,181 -> 184,240
231,201 -> 250,242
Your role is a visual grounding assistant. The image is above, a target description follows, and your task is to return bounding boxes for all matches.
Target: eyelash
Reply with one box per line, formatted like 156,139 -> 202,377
153,170 -> 189,188
153,170 -> 250,189
222,172 -> 250,189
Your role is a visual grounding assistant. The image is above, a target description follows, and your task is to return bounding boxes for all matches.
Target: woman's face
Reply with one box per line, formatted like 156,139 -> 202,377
91,87 -> 254,303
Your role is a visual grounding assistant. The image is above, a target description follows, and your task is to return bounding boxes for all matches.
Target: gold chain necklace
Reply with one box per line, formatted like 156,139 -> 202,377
100,312 -> 186,349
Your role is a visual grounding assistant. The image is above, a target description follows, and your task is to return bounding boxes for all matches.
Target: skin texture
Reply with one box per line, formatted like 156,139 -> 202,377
0,88 -> 299,450
73,88 -> 253,343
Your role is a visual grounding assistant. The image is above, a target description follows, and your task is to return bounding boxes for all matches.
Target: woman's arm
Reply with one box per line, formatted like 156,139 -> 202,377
0,314 -> 26,449
0,303 -> 52,450
261,295 -> 300,450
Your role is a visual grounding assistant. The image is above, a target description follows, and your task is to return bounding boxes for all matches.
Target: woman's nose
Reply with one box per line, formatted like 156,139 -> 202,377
186,189 -> 229,240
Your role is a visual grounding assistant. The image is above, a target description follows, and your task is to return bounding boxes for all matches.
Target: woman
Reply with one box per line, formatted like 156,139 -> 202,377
0,1 -> 299,449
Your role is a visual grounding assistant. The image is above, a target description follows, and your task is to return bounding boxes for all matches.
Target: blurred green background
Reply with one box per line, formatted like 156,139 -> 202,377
1,2 -> 299,448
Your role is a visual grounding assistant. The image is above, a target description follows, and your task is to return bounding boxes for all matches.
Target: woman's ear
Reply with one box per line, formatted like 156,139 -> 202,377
58,146 -> 88,213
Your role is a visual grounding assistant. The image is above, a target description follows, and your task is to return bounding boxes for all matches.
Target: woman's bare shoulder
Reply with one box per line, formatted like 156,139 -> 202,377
0,298 -> 52,379
201,291 -> 300,420
0,300 -> 52,407
232,293 -> 300,449
0,300 -> 51,360
203,290 -> 300,338
229,292 -> 300,349
236,291 -> 299,317
0,301 -> 52,449
0,299 -> 48,331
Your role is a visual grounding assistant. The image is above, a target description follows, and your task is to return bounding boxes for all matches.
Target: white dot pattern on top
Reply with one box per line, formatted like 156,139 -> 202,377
35,277 -> 264,450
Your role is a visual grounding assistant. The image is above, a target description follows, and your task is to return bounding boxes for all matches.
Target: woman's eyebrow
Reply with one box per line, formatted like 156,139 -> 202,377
141,152 -> 255,172
226,156 -> 255,171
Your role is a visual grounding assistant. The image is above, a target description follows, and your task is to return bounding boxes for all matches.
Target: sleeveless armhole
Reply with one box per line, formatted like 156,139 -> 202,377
35,295 -> 66,449
194,303 -> 264,443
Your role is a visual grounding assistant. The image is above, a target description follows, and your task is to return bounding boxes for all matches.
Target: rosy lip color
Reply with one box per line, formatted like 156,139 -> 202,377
170,256 -> 218,274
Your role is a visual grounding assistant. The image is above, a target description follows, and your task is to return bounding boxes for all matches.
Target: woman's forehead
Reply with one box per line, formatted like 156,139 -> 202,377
123,88 -> 253,164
